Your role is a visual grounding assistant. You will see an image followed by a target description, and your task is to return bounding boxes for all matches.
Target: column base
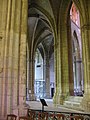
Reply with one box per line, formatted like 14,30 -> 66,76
81,94 -> 90,112
53,92 -> 68,105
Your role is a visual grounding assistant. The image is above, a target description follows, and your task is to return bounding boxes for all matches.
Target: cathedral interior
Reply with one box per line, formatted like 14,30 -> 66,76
0,0 -> 90,119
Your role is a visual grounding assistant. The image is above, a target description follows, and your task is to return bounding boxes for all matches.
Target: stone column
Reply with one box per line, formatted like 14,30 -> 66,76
28,58 -> 35,100
26,55 -> 35,101
75,59 -> 82,92
81,24 -> 90,111
12,0 -> 23,115
19,0 -> 28,107
44,54 -> 50,98
0,0 -> 20,117
53,27 -> 63,104
18,0 -> 28,116
6,0 -> 21,114
67,20 -> 74,96
0,0 -> 7,117
0,1 -> 6,116
54,23 -> 70,105
60,28 -> 70,104
26,46 -> 30,100
0,0 -> 23,117
1,0 -> 12,116
26,58 -> 35,101
53,37 -> 62,104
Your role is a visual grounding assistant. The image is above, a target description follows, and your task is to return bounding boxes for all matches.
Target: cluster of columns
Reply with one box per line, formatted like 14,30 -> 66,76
81,24 -> 90,111
53,16 -> 90,113
0,0 -> 27,118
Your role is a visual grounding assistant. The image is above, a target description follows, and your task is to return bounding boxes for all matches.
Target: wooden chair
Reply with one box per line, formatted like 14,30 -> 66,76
55,113 -> 65,120
48,113 -> 55,119
19,116 -> 29,120
38,112 -> 48,120
49,113 -> 65,120
70,115 -> 84,120
28,110 -> 35,120
6,114 -> 17,120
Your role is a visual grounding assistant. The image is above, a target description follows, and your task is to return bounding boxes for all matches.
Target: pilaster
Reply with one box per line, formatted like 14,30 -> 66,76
0,0 -> 28,118
81,24 -> 90,111
19,0 -> 28,108
0,0 -> 17,117
28,59 -> 35,100
44,54 -> 50,98
54,23 -> 70,105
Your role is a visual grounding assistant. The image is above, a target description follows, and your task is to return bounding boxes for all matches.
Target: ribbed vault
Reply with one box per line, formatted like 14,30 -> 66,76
28,0 -> 55,59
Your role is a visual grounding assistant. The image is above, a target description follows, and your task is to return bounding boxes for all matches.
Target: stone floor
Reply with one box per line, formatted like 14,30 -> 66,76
26,99 -> 86,114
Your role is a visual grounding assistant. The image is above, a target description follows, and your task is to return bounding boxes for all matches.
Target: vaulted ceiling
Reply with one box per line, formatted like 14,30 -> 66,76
28,0 -> 61,59
28,0 -> 85,59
